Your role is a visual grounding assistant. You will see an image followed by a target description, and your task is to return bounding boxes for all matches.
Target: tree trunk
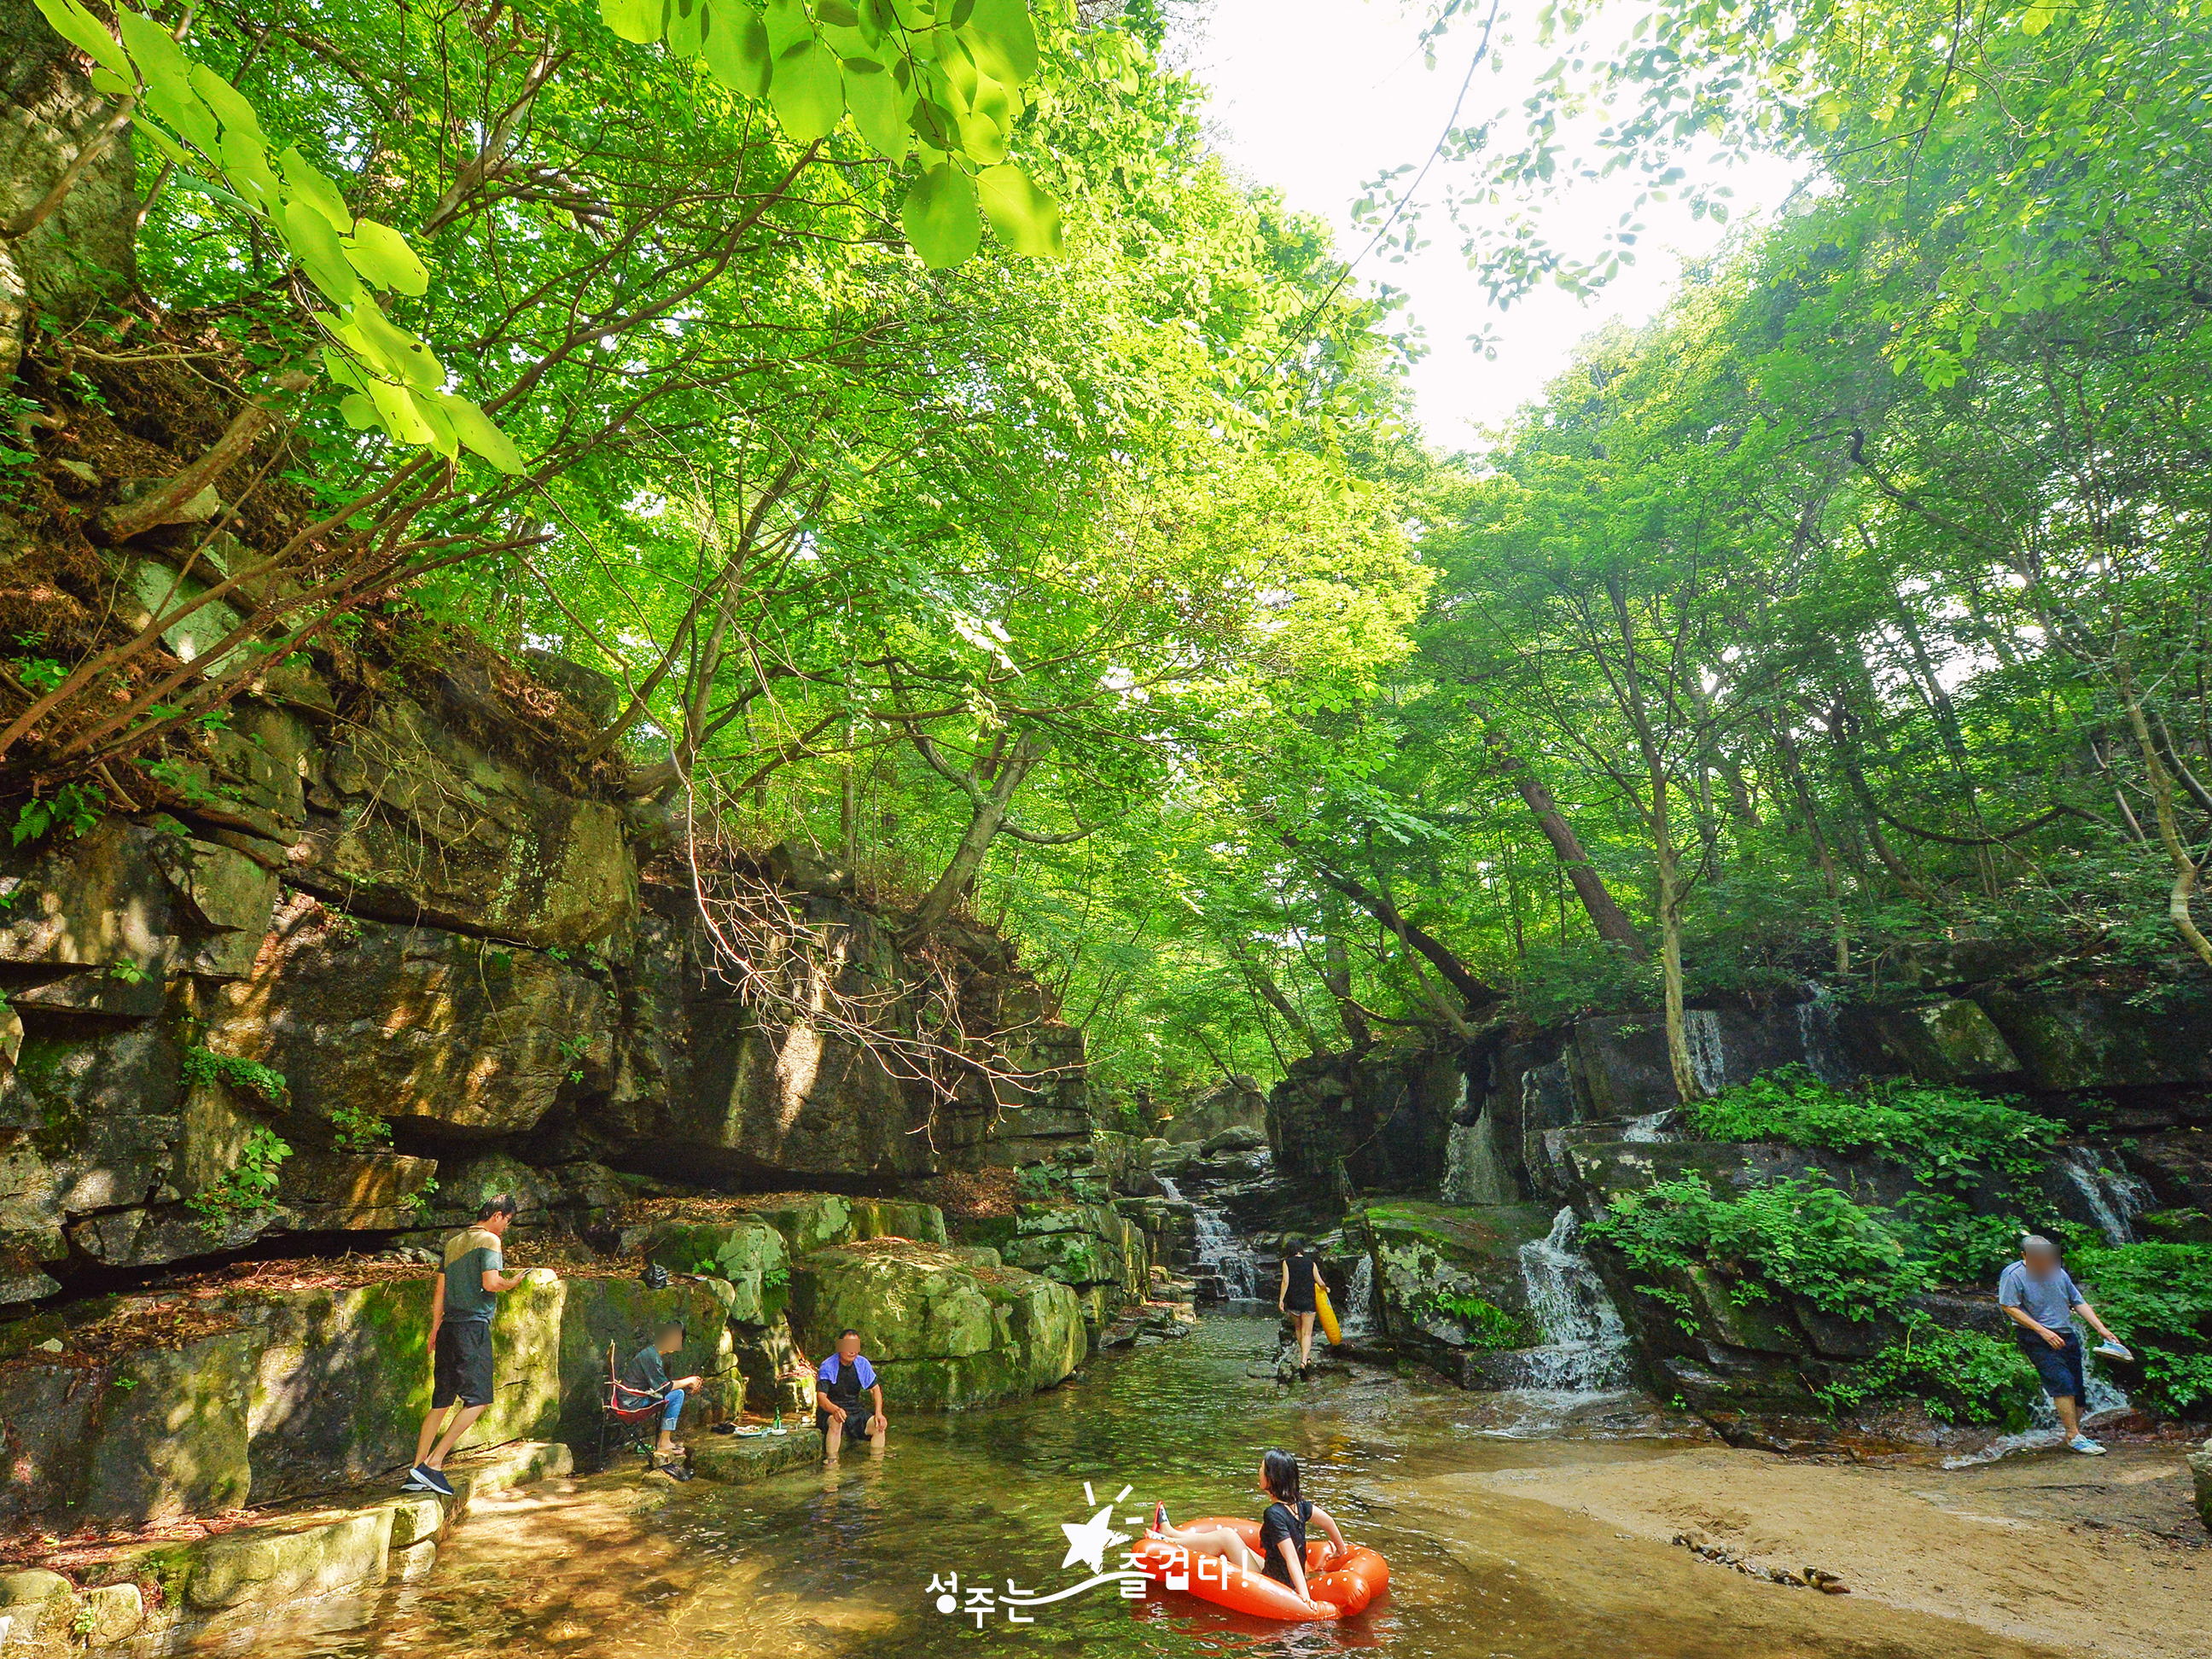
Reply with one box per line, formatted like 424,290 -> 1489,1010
906,732 -> 1045,937
1769,716 -> 1849,976
1318,896 -> 1370,1050
1485,727 -> 1646,958
1275,828 -> 1501,1010
2,0 -> 140,381
1245,957 -> 1330,1061
1603,573 -> 1699,1101
2117,655 -> 2212,968
1653,777 -> 1699,1102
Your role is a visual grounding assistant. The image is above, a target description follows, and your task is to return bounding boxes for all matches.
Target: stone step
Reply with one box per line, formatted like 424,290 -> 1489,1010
684,1426 -> 824,1485
8,1442 -> 578,1650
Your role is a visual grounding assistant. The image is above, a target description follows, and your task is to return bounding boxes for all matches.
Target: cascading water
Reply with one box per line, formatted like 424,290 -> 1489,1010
1682,1009 -> 1727,1097
2061,1148 -> 2151,1246
1337,1253 -> 1374,1339
1620,1109 -> 1677,1144
1796,987 -> 1854,1087
1441,1076 -> 1514,1202
1191,1206 -> 1259,1300
1512,1207 -> 1633,1392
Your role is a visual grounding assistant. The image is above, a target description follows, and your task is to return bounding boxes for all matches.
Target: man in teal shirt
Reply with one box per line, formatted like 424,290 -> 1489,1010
407,1194 -> 546,1495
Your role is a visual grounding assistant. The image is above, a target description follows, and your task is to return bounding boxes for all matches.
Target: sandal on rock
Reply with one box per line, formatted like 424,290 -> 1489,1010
655,1461 -> 694,1481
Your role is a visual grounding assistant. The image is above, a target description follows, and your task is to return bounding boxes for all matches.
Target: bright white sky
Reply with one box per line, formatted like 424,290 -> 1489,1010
1180,0 -> 1803,451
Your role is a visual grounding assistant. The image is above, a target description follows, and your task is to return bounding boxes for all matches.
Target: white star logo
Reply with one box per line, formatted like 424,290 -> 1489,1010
1058,1503 -> 1131,1575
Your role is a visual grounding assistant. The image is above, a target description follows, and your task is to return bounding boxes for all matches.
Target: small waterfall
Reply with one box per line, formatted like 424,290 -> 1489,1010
1683,1010 -> 1727,1097
1796,987 -> 1854,1087
2061,1148 -> 2150,1246
1620,1109 -> 1677,1144
1191,1206 -> 1258,1301
1337,1254 -> 1374,1339
1156,1174 -> 1183,1202
1513,1207 -> 1632,1392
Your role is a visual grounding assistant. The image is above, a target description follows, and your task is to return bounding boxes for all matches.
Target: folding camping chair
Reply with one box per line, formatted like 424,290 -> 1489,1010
597,1340 -> 670,1468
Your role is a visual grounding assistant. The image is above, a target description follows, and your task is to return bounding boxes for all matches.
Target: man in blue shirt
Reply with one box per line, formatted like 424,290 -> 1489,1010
814,1328 -> 886,1461
1997,1235 -> 2126,1455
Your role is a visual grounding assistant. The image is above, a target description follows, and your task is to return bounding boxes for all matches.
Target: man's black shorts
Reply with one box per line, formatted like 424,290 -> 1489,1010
2019,1327 -> 2087,1403
433,1319 -> 495,1408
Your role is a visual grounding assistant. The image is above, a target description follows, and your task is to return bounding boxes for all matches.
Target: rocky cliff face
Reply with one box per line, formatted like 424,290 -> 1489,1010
1270,972 -> 2212,1214
1272,968 -> 2211,1443
0,647 -> 1096,1307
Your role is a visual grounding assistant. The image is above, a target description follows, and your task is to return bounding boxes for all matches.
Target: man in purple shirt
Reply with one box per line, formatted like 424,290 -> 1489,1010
815,1328 -> 886,1461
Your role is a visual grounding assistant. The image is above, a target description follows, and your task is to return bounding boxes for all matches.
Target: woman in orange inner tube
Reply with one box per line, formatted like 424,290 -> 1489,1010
1151,1450 -> 1347,1616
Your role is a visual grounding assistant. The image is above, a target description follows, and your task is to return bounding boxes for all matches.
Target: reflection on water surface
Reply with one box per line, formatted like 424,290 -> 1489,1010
200,1316 -> 2068,1659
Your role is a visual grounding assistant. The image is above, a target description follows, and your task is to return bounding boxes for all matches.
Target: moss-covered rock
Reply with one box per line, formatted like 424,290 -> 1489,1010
80,1328 -> 261,1523
787,1237 -> 1082,1410
1359,1201 -> 1556,1360
641,1217 -> 789,1324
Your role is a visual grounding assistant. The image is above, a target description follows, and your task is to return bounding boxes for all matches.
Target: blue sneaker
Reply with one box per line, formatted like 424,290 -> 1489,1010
2067,1435 -> 2106,1456
400,1467 -> 434,1493
413,1464 -> 457,1496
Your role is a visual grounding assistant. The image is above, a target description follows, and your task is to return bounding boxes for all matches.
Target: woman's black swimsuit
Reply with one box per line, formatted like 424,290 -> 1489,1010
1283,1254 -> 1318,1314
1257,1499 -> 1313,1586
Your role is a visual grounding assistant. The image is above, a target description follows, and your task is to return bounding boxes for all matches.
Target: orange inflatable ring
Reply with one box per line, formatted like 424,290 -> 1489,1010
1130,1516 -> 1389,1620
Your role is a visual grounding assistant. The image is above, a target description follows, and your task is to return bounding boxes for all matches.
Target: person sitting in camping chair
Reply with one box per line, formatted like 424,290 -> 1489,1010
618,1319 -> 704,1479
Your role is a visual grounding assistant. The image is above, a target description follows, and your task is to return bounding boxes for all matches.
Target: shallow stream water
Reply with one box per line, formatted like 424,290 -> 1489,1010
207,1316 -> 2074,1659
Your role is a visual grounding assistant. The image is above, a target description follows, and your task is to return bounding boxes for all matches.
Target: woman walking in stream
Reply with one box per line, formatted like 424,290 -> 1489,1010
1278,1237 -> 1322,1374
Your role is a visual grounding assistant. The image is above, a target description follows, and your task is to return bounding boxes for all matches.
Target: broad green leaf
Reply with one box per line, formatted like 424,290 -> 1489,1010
189,63 -> 265,141
32,0 -> 129,80
338,393 -> 379,430
975,161 -> 1060,256
279,148 -> 354,232
888,0 -> 934,26
135,119 -> 195,169
701,3 -> 772,94
769,39 -> 844,141
762,0 -> 812,55
669,1 -> 706,56
935,28 -> 981,106
410,388 -> 461,459
901,161 -> 980,267
88,65 -> 131,96
436,393 -> 527,474
958,108 -> 1007,165
319,344 -> 367,391
219,125 -> 278,213
279,198 -> 362,304
148,80 -> 219,156
818,0 -> 862,24
364,376 -> 435,445
599,0 -> 665,44
964,0 -> 1037,81
344,218 -> 430,296
346,297 -> 446,390
114,7 -> 191,97
2019,3 -> 2056,34
843,57 -> 910,160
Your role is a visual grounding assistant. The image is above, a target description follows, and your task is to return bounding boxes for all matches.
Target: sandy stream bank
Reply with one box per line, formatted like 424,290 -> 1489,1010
1382,1442 -> 2205,1659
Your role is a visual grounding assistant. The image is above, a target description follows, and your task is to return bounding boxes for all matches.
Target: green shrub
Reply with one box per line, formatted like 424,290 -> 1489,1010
1584,1173 -> 1922,1318
186,1126 -> 292,1231
1429,1290 -> 1536,1349
1690,1067 -> 2058,1186
328,1099 -> 393,1152
2068,1242 -> 2212,1417
1815,1324 -> 2042,1429
181,1045 -> 288,1108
